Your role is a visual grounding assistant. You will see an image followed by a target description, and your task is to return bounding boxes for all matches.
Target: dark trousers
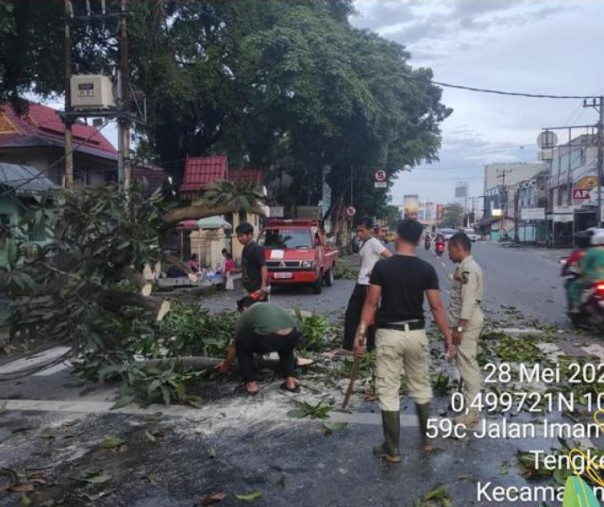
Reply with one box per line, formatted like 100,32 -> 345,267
236,329 -> 301,382
344,283 -> 378,351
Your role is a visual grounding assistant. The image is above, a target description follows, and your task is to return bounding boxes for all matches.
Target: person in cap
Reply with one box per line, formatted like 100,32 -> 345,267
354,219 -> 454,463
343,217 -> 392,351
447,232 -> 484,428
216,298 -> 302,395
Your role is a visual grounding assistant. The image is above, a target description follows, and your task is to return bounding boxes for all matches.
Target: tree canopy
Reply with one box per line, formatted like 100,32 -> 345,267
440,202 -> 465,229
0,0 -> 451,219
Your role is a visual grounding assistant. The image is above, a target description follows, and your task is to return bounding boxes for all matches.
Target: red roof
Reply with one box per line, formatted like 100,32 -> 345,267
0,101 -> 117,160
132,163 -> 167,194
180,155 -> 228,196
228,168 -> 262,184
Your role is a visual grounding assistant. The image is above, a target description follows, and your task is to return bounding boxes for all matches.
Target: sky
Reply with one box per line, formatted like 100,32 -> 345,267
350,0 -> 604,206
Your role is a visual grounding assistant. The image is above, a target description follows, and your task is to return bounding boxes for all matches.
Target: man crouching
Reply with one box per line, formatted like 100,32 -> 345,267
216,297 -> 302,395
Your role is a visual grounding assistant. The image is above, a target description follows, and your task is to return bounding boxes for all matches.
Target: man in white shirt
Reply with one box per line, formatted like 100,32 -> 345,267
343,218 -> 392,351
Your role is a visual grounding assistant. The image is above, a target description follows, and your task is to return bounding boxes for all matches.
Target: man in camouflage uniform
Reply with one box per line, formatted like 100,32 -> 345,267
448,232 -> 484,428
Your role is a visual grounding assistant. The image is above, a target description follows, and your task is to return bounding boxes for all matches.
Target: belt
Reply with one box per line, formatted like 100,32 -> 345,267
378,319 -> 424,331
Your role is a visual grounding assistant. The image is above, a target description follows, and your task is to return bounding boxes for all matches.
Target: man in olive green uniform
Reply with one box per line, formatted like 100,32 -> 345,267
216,299 -> 302,395
448,232 -> 484,427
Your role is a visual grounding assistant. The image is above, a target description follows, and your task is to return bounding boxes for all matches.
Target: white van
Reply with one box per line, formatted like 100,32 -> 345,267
461,228 -> 479,242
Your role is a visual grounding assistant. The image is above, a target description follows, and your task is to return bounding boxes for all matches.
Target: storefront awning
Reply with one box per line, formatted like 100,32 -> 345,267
197,216 -> 232,230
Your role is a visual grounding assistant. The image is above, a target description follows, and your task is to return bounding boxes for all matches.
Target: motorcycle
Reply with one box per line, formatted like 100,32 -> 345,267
435,241 -> 445,257
562,262 -> 604,333
424,237 -> 431,250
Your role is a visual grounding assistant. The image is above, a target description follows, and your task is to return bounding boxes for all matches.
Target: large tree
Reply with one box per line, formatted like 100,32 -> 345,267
0,0 -> 450,219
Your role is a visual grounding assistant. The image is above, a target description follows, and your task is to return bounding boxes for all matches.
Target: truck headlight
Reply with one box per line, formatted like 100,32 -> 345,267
301,260 -> 315,269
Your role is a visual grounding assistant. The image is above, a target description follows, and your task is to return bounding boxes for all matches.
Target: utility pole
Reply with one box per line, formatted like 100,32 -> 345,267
117,0 -> 131,190
597,97 -> 603,226
582,97 -> 603,226
63,0 -> 74,189
497,169 -> 513,238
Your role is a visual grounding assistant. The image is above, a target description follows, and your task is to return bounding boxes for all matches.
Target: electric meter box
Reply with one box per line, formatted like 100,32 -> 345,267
70,75 -> 115,110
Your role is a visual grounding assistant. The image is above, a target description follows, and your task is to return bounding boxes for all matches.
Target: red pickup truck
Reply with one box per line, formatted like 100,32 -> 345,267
260,219 -> 339,294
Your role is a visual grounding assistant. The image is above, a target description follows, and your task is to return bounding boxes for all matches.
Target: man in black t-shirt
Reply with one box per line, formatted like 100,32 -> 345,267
354,219 -> 454,463
236,222 -> 269,302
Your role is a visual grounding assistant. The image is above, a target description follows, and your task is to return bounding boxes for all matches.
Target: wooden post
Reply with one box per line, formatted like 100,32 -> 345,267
117,0 -> 131,190
64,0 -> 74,189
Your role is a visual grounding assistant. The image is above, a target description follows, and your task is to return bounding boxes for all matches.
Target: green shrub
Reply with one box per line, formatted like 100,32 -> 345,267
332,259 -> 357,280
294,310 -> 337,351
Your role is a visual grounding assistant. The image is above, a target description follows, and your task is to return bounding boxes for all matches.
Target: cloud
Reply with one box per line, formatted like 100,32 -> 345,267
351,1 -> 416,32
352,0 -> 604,205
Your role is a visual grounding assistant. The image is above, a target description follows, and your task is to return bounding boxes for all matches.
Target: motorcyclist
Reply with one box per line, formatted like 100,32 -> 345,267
435,234 -> 445,249
424,232 -> 432,249
580,230 -> 604,292
562,232 -> 592,313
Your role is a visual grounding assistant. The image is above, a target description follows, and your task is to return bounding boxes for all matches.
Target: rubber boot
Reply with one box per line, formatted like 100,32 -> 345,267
416,402 -> 435,452
373,411 -> 401,463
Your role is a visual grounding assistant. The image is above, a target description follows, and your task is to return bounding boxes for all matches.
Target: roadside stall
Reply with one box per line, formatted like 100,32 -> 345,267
157,216 -> 233,288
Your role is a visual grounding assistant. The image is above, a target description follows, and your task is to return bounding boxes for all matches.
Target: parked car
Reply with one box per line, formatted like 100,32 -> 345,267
460,227 -> 479,242
260,219 -> 339,294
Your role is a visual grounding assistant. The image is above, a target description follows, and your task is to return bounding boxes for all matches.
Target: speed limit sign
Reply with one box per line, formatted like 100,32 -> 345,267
346,206 -> 356,217
374,169 -> 387,188
374,169 -> 387,182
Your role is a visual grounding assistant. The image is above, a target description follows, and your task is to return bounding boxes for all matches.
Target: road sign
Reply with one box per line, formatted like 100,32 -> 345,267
537,130 -> 558,149
520,208 -> 545,221
346,206 -> 356,218
374,181 -> 387,188
573,188 -> 591,200
374,169 -> 387,182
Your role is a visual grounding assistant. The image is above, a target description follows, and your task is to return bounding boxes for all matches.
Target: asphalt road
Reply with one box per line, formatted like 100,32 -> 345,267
2,241 -> 604,507
203,240 -> 570,328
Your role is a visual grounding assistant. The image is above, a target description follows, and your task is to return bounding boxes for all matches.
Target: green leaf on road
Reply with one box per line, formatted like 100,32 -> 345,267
323,421 -> 348,436
100,437 -> 126,449
287,400 -> 332,420
499,460 -> 509,475
145,430 -> 157,443
235,490 -> 262,502
20,495 -> 32,506
416,484 -> 453,507
207,447 -> 217,459
286,409 -> 307,419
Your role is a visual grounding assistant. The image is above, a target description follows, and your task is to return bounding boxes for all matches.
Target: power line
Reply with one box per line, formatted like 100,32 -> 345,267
430,80 -> 599,100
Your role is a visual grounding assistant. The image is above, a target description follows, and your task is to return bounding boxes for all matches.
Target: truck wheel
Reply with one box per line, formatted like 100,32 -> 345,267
313,270 -> 323,294
324,267 -> 334,287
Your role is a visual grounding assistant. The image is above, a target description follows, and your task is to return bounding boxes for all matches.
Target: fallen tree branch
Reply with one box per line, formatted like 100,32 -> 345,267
99,290 -> 171,321
162,203 -> 266,225
141,356 -> 283,371
124,267 -> 153,296
164,254 -> 198,283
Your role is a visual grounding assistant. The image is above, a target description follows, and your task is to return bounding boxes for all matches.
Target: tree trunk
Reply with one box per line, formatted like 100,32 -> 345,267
124,267 -> 153,296
141,356 -> 283,371
99,290 -> 171,321
163,203 -> 265,225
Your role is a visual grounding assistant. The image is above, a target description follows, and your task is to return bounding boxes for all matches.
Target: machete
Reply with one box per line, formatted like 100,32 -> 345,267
342,355 -> 361,409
